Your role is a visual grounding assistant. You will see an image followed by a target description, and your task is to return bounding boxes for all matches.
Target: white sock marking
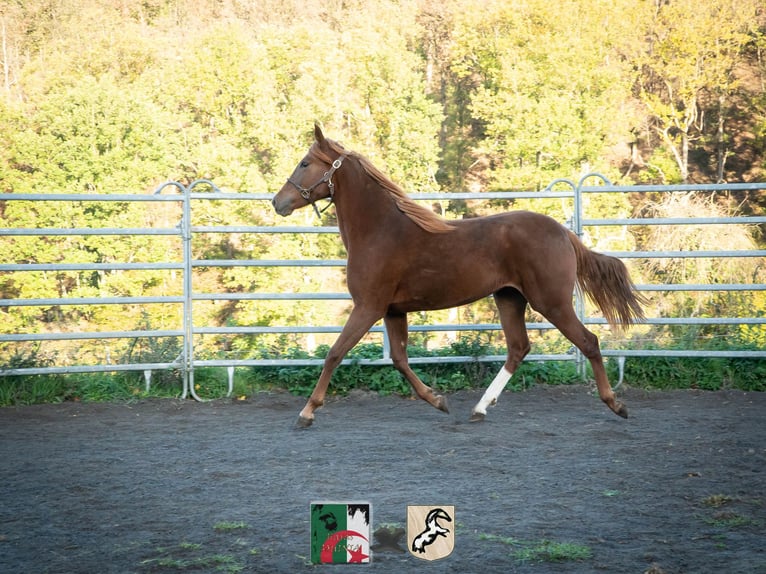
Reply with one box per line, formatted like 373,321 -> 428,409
472,366 -> 512,415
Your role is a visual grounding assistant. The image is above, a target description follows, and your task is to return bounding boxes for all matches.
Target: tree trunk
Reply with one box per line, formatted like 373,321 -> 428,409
716,94 -> 727,183
657,125 -> 688,183
1,18 -> 9,98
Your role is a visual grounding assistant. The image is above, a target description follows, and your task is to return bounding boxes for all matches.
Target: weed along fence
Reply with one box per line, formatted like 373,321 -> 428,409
1,176 -> 765,399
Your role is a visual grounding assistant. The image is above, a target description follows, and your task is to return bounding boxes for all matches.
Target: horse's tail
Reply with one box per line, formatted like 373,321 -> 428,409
567,230 -> 647,331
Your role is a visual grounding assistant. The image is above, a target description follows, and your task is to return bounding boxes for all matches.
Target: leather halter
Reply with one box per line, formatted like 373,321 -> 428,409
286,154 -> 347,217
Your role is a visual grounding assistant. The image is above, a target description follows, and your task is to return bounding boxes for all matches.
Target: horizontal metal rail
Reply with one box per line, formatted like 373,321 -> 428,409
191,259 -> 347,267
600,349 -> 765,358
4,281 -> 763,308
0,193 -> 185,202
0,330 -> 183,342
193,292 -> 352,301
579,182 -> 766,193
0,263 -> 184,272
605,250 -> 766,258
0,228 -> 181,236
192,323 -> 554,336
584,216 -> 766,226
195,354 -> 571,369
0,363 -> 180,377
1,296 -> 184,307
193,225 -> 339,234
637,283 -> 766,291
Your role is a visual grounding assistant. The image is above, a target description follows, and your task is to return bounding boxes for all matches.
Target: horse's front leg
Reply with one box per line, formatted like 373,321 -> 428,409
297,305 -> 382,428
384,312 -> 449,415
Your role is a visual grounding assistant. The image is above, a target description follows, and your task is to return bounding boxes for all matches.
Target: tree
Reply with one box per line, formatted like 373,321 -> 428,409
438,0 -> 642,191
0,75 -> 183,341
1,0 -> 765,370
637,0 -> 762,183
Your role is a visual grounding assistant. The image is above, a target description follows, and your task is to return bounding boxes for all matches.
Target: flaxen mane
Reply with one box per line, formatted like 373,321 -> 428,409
310,139 -> 454,234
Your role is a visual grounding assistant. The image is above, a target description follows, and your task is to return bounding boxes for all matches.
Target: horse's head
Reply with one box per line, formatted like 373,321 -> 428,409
272,124 -> 347,217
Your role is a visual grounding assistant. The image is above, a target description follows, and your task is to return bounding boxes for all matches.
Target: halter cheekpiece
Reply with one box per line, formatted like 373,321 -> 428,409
287,154 -> 347,217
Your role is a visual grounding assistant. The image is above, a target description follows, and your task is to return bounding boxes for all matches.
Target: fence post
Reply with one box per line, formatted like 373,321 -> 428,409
181,182 -> 197,399
153,180 -> 204,400
545,177 -> 586,379
152,181 -> 194,398
185,179 -> 222,400
575,173 -> 613,381
573,178 -> 585,379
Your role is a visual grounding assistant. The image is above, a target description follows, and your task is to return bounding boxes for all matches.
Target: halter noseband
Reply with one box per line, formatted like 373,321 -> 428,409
286,154 -> 347,217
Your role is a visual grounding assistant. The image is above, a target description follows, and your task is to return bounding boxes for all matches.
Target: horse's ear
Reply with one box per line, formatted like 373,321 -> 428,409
314,123 -> 325,144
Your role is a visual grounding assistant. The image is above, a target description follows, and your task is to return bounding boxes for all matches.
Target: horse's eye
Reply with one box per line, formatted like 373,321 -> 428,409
299,160 -> 309,168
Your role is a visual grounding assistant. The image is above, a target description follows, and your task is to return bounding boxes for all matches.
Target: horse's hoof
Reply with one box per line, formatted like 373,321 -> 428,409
469,411 -> 485,423
615,402 -> 629,419
295,415 -> 314,429
435,394 -> 449,414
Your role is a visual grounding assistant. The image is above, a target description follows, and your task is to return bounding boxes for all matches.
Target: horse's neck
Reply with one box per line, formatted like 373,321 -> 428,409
334,173 -> 403,246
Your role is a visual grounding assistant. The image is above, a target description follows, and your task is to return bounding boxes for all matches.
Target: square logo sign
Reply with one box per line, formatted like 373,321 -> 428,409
407,505 -> 455,561
310,502 -> 371,564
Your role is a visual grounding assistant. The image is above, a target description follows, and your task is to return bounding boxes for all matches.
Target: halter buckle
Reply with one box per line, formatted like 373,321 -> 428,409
288,154 -> 347,219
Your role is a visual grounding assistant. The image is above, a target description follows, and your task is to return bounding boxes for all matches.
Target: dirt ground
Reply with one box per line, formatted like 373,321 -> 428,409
1,385 -> 764,574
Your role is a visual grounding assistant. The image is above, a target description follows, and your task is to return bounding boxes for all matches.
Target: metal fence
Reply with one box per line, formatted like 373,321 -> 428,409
1,175 -> 765,399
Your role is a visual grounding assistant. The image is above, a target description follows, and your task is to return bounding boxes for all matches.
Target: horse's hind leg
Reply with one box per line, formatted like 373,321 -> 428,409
384,312 -> 449,414
540,303 -> 628,419
470,287 -> 530,422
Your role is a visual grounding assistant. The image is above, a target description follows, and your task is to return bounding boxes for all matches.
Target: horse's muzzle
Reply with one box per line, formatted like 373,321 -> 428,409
271,195 -> 294,217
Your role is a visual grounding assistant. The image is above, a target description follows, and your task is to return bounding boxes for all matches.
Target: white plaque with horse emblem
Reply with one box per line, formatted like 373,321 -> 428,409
406,505 -> 455,561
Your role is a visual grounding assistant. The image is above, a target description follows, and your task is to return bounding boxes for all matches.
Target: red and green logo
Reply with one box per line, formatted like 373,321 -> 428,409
310,502 -> 371,564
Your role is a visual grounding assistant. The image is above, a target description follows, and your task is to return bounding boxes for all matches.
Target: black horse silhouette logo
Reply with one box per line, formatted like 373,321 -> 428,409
410,507 -> 453,556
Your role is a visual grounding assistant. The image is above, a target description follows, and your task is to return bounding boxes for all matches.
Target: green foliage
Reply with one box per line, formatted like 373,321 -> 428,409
2,341 -> 764,406
624,354 -> 766,392
0,346 -> 70,404
436,0 -> 646,191
213,521 -> 249,532
635,0 -> 762,182
0,376 -> 70,406
479,534 -> 592,563
140,521 -> 252,573
1,0 -> 765,403
513,540 -> 593,563
2,76 -> 179,194
75,374 -> 143,402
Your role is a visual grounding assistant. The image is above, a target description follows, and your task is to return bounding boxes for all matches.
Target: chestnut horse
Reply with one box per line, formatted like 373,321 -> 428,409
272,125 -> 645,428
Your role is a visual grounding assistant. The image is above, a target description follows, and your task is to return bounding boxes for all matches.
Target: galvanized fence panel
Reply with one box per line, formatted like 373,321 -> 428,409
1,176 -> 765,399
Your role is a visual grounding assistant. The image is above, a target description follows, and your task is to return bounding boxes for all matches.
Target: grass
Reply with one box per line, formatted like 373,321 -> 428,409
697,494 -> 762,531
142,553 -> 242,572
701,494 -> 735,508
702,513 -> 755,528
139,522 -> 254,572
2,337 -> 765,406
213,521 -> 249,532
514,540 -> 593,562
478,533 -> 592,563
